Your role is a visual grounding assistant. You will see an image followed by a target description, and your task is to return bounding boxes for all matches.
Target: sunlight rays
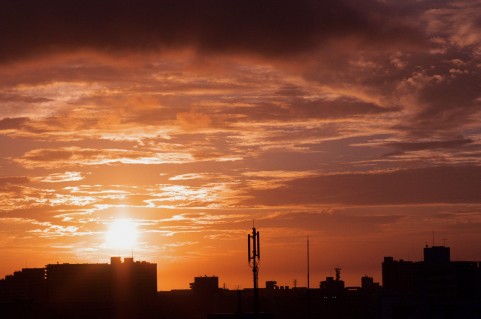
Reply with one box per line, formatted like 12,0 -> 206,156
105,219 -> 139,250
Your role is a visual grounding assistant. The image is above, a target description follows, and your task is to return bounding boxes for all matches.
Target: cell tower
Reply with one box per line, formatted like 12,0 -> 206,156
248,226 -> 260,314
335,266 -> 341,281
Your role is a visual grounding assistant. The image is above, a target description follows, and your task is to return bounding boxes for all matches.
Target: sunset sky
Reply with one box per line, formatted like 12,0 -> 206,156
1,0 -> 481,290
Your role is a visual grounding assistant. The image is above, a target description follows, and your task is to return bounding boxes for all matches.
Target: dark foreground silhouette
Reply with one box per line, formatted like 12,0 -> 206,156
1,245 -> 481,318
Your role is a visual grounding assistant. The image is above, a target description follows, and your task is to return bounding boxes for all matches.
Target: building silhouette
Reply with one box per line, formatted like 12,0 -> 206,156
382,245 -> 481,318
0,268 -> 46,303
320,267 -> 345,299
190,276 -> 220,296
0,257 -> 157,319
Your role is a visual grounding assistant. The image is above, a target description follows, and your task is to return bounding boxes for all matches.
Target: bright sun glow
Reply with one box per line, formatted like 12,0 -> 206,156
105,219 -> 139,249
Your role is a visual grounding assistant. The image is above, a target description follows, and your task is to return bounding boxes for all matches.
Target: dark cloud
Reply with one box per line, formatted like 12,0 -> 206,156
384,138 -> 473,155
218,99 -> 391,125
0,94 -> 52,103
0,0 -> 423,63
0,117 -> 29,131
245,165 -> 481,206
289,98 -> 390,118
407,69 -> 481,138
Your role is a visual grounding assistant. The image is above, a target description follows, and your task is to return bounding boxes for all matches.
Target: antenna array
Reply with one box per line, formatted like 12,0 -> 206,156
248,226 -> 260,313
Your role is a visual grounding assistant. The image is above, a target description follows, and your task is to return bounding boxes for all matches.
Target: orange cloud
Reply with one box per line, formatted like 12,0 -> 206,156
176,111 -> 213,131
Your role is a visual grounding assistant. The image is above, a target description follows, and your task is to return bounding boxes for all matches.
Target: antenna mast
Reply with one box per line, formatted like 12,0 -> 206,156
307,235 -> 311,319
248,226 -> 260,314
307,235 -> 310,290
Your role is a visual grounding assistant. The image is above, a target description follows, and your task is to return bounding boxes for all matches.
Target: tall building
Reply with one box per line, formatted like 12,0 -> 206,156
382,257 -> 420,295
46,257 -> 156,304
381,245 -> 481,318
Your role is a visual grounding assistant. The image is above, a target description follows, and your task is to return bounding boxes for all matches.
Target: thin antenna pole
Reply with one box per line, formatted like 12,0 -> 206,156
307,236 -> 310,290
307,235 -> 311,319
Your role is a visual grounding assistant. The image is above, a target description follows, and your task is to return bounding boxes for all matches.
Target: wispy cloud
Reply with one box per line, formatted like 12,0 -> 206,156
14,147 -> 194,169
33,171 -> 85,183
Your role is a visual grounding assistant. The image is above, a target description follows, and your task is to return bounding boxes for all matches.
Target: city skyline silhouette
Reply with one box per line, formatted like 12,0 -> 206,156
1,237 -> 481,318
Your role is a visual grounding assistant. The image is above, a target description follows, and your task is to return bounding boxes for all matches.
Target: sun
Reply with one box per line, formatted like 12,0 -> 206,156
105,219 -> 139,249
